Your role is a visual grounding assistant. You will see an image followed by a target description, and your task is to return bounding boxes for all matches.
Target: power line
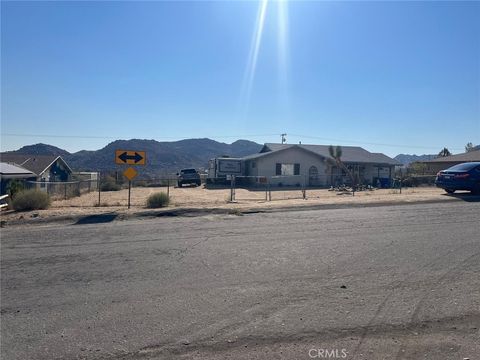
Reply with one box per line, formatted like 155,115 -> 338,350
288,134 -> 466,152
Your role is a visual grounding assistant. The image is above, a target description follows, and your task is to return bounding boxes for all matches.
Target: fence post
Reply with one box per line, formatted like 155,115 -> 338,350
98,172 -> 101,206
303,174 -> 307,200
265,180 -> 268,201
268,179 -> 272,201
230,175 -> 235,202
64,183 -> 67,200
167,177 -> 170,197
400,169 -> 403,194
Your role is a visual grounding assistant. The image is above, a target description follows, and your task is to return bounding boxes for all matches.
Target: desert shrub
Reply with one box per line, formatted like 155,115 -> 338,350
100,176 -> 121,191
12,189 -> 51,211
6,179 -> 24,199
146,192 -> 170,208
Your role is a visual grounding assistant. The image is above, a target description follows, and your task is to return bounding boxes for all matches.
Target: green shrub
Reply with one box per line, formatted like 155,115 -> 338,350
12,189 -> 51,211
146,192 -> 170,208
100,176 -> 122,191
6,179 -> 24,199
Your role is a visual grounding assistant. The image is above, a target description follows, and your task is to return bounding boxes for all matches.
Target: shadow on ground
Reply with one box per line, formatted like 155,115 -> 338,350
443,192 -> 480,203
75,213 -> 118,225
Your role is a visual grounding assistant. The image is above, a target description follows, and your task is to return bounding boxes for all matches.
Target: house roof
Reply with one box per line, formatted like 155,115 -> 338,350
244,143 -> 401,166
0,162 -> 35,178
0,154 -> 72,176
421,149 -> 480,163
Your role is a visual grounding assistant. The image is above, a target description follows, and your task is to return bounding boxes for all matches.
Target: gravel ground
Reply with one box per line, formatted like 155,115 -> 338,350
0,186 -> 467,224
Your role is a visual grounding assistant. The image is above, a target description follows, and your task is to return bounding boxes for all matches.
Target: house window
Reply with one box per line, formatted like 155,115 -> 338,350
251,161 -> 256,168
276,163 -> 300,176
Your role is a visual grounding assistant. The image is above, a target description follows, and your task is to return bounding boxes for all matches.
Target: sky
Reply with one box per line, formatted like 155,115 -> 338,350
1,0 -> 479,157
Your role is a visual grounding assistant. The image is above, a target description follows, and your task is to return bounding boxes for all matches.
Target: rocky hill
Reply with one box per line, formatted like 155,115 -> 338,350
4,139 -> 262,177
393,154 -> 437,166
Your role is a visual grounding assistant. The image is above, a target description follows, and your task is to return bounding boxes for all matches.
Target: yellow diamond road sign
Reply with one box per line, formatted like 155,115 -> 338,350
115,150 -> 146,165
123,167 -> 138,181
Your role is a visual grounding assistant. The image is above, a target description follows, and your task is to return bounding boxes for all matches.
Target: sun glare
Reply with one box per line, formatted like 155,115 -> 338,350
240,0 -> 270,115
239,0 -> 290,117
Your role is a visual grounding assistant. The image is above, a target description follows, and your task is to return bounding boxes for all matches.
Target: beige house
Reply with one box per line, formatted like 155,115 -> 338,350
418,149 -> 480,174
241,143 -> 401,187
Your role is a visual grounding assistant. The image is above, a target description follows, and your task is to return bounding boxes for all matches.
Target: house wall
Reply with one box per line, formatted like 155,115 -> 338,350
246,147 -> 330,186
244,148 -> 395,187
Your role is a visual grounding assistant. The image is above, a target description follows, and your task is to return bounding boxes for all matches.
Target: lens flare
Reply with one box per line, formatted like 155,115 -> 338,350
239,0 -> 269,115
239,0 -> 290,119
277,0 -> 290,112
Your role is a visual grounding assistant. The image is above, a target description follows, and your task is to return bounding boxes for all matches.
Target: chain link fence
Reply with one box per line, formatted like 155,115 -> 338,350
23,179 -> 99,200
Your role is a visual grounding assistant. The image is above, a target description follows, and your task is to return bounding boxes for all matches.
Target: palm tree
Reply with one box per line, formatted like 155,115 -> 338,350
438,147 -> 452,157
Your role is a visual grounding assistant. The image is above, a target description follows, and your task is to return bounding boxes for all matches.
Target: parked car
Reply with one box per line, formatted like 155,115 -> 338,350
435,162 -> 480,194
177,168 -> 201,187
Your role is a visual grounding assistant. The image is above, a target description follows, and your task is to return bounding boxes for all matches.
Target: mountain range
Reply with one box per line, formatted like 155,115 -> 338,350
3,138 -> 446,174
3,138 -> 263,176
392,154 -> 437,166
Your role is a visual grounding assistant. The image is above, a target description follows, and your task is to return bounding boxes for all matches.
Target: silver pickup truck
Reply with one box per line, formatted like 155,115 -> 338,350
177,168 -> 201,187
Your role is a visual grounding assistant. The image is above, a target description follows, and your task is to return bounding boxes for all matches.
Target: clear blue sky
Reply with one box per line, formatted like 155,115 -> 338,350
1,1 -> 479,157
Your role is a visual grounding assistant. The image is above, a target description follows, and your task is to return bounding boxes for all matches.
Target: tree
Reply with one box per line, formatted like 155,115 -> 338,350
438,147 -> 451,157
328,145 -> 356,189
465,142 -> 476,152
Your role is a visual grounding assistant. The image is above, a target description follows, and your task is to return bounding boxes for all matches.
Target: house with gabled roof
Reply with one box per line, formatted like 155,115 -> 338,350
0,154 -> 73,183
237,143 -> 401,187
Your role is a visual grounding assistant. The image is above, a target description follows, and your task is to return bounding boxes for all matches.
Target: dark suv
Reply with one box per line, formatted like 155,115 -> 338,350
435,162 -> 480,194
177,168 -> 201,187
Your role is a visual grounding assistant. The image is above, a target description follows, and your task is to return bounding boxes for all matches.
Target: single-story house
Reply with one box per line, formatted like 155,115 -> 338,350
0,154 -> 73,183
0,162 -> 36,195
417,149 -> 480,174
218,143 -> 401,187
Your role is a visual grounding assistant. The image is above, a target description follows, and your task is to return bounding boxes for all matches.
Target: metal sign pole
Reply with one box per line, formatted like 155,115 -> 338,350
128,181 -> 132,209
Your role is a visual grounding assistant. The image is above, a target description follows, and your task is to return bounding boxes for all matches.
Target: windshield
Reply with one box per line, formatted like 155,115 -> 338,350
181,169 -> 197,174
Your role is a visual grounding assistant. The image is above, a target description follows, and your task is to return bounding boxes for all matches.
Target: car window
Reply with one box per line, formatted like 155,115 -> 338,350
446,163 -> 478,171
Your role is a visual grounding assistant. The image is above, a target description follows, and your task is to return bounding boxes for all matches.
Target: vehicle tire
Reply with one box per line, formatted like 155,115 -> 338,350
177,181 -> 182,188
445,189 -> 455,194
196,181 -> 201,187
471,183 -> 480,195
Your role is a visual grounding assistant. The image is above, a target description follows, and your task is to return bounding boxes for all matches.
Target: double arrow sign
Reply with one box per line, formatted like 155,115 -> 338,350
115,150 -> 146,165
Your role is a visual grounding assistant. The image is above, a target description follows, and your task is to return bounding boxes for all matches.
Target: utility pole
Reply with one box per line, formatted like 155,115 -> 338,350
281,133 -> 287,144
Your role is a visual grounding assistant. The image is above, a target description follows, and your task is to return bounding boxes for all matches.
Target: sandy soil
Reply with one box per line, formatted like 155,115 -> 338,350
0,186 -> 460,224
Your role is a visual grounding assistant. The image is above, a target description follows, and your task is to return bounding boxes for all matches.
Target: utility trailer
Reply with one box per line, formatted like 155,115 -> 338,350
206,158 -> 244,185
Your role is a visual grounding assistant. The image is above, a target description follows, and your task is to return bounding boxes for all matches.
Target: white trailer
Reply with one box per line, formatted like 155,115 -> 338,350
207,158 -> 243,184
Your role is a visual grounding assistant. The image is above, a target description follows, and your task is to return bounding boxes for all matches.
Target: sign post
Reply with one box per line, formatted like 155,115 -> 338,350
115,149 -> 145,209
128,181 -> 132,209
123,167 -> 138,209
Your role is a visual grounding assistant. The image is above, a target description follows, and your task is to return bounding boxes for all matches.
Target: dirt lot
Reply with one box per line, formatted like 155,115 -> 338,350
0,185 -> 464,224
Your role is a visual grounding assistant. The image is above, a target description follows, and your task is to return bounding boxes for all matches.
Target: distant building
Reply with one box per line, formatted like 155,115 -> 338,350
417,149 -> 480,174
0,154 -> 73,182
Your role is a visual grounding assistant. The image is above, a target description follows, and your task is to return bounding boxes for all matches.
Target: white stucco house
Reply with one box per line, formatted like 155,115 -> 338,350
216,143 -> 401,187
